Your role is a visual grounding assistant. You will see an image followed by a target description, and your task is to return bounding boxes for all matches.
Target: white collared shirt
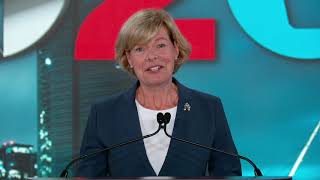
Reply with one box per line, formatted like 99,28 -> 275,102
135,100 -> 177,175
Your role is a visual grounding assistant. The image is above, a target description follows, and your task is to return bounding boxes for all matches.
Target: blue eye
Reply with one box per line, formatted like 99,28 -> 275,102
157,43 -> 167,48
134,47 -> 143,52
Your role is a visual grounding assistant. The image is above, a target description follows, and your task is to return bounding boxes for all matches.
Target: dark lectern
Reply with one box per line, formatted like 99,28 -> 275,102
29,176 -> 292,180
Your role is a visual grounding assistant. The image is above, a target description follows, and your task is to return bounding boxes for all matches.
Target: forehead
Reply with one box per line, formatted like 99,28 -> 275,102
128,26 -> 171,49
153,27 -> 170,40
140,28 -> 171,46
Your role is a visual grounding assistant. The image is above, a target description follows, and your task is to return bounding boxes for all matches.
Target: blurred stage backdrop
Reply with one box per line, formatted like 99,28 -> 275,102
0,0 -> 319,179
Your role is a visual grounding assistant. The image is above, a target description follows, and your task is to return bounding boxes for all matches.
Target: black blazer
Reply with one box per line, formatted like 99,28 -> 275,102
75,78 -> 241,178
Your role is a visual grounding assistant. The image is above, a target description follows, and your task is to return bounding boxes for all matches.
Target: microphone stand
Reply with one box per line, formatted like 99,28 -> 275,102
60,122 -> 163,178
159,112 -> 263,176
61,112 -> 262,177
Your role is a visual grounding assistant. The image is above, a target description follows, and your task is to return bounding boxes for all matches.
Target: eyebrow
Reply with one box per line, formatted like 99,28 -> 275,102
154,37 -> 170,41
132,37 -> 170,48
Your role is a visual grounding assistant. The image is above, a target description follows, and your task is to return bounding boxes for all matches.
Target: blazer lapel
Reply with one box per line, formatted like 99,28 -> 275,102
158,78 -> 192,175
123,82 -> 157,176
123,78 -> 192,176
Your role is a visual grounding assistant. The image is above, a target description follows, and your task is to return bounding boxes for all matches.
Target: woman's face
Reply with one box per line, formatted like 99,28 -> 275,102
127,27 -> 179,87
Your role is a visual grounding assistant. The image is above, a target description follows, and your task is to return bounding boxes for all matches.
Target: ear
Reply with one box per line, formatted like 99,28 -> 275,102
126,51 -> 133,67
174,42 -> 180,58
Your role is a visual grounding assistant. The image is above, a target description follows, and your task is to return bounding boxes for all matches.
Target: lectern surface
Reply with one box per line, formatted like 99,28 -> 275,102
29,176 -> 292,180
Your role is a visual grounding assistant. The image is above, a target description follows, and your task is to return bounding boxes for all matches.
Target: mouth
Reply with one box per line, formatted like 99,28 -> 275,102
146,65 -> 164,72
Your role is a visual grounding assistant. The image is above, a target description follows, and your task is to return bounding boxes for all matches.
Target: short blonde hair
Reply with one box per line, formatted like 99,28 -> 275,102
115,9 -> 191,76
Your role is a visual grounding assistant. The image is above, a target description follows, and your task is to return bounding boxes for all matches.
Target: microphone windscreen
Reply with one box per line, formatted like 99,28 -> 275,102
164,112 -> 171,124
157,112 -> 164,124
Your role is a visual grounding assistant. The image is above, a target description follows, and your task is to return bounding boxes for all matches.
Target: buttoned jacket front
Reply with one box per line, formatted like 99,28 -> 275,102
75,78 -> 241,178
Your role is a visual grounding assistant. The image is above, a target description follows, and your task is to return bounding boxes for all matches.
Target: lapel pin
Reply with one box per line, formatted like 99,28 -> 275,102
183,102 -> 191,111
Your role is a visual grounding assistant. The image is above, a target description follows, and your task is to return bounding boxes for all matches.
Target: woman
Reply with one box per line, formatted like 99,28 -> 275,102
75,9 -> 241,177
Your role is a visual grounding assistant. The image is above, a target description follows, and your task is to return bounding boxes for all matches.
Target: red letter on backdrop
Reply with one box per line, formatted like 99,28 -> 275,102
74,0 -> 216,61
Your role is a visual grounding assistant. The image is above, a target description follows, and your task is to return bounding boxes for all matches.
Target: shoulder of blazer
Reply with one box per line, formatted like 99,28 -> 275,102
176,79 -> 221,106
91,82 -> 137,113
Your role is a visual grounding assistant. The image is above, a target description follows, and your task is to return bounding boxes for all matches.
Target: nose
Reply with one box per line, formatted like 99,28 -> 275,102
145,47 -> 158,61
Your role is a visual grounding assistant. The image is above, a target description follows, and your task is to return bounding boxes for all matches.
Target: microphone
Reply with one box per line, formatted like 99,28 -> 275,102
157,112 -> 263,176
60,121 -> 163,178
